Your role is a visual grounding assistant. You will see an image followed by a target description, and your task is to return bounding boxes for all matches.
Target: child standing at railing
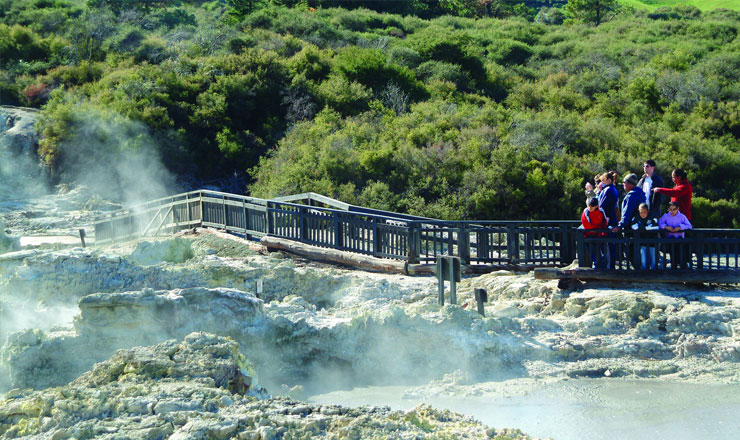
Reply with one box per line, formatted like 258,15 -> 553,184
631,203 -> 659,269
581,197 -> 608,268
659,201 -> 692,269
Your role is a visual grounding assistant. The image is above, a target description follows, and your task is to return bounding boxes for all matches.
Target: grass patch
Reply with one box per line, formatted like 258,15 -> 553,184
621,0 -> 740,11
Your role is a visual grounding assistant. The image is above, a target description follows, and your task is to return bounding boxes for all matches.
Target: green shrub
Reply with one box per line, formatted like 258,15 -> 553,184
387,45 -> 421,68
0,24 -> 52,63
406,26 -> 486,80
332,46 -> 425,99
692,197 -> 740,229
317,74 -> 372,116
0,79 -> 23,106
415,60 -> 471,92
487,39 -> 533,65
159,8 -> 197,29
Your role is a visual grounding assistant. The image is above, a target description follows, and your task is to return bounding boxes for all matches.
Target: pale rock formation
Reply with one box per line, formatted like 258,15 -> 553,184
0,107 -> 47,200
5,233 -> 740,398
0,333 -> 536,440
128,237 -> 195,266
0,224 -> 19,255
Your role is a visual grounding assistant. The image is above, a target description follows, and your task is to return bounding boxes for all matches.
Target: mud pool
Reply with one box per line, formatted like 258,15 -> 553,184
308,379 -> 740,439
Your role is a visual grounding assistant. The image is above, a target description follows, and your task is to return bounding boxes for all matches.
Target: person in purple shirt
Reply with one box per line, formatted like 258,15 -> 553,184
658,201 -> 692,269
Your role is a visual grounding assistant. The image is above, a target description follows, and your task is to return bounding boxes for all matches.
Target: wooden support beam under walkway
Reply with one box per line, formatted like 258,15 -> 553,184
534,268 -> 740,284
261,236 -> 526,276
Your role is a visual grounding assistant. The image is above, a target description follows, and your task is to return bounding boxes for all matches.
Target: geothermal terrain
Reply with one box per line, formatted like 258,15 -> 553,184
2,107 -> 740,439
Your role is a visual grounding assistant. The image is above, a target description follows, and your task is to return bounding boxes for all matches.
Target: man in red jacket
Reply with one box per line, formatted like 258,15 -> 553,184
581,197 -> 608,268
653,168 -> 692,221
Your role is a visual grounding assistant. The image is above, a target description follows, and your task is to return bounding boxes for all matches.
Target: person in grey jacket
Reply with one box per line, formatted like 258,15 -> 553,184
613,173 -> 646,232
637,160 -> 664,219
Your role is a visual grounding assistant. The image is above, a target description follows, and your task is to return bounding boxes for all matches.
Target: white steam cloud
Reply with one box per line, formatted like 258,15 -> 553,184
55,107 -> 179,206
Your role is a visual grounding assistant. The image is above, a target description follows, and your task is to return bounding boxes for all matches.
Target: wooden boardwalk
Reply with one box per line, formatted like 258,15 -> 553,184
93,190 -> 740,281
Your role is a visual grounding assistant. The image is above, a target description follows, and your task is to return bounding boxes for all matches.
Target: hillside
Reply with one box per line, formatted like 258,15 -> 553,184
2,1 -> 740,226
622,0 -> 740,11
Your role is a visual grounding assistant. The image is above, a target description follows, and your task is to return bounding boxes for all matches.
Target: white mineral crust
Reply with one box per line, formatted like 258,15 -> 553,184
0,332 -> 532,439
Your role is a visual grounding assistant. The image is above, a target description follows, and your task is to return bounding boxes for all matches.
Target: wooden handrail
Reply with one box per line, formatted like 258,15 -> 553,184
92,189 -> 740,274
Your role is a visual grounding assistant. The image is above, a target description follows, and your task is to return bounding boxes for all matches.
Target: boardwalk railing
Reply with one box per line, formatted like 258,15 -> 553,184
94,190 -> 740,273
577,229 -> 740,271
94,190 -> 580,268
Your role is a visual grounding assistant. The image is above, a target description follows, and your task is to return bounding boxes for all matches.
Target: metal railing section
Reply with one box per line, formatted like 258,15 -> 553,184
576,229 -> 740,271
93,190 -> 581,268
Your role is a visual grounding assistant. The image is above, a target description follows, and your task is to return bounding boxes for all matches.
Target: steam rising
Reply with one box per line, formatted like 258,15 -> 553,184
55,107 -> 179,206
0,105 -> 179,395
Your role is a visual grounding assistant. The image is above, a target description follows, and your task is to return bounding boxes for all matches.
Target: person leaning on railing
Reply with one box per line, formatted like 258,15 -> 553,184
659,201 -> 693,269
598,171 -> 619,268
631,203 -> 659,270
612,173 -> 646,269
653,168 -> 692,221
581,197 -> 608,269
613,173 -> 646,233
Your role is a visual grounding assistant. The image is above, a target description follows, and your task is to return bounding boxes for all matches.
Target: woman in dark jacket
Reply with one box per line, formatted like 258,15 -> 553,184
598,171 -> 619,227
597,171 -> 619,268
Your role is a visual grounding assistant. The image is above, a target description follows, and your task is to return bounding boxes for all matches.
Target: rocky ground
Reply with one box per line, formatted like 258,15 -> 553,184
3,229 -> 740,392
2,332 -> 530,439
1,221 -> 739,438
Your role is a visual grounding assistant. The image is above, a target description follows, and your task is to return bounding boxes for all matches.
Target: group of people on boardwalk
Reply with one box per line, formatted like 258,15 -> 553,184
580,160 -> 694,270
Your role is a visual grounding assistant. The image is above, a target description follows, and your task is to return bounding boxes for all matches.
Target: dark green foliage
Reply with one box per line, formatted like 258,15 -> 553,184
416,61 -> 472,92
332,47 -> 425,100
564,0 -> 618,26
407,27 -> 486,81
159,8 -> 197,29
692,197 -> 740,229
488,39 -> 534,65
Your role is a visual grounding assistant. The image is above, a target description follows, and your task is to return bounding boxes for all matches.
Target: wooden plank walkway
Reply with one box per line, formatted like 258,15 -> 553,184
93,190 -> 740,281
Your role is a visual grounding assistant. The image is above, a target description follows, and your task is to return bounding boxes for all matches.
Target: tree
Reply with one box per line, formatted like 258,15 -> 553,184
225,0 -> 262,20
565,0 -> 618,26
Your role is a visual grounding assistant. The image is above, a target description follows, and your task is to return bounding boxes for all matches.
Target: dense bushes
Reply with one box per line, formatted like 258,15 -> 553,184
4,2 -> 740,227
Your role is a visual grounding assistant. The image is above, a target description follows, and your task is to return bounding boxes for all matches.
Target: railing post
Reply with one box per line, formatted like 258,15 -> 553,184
436,255 -> 446,306
559,223 -> 570,265
447,256 -> 460,305
222,196 -> 227,230
476,229 -> 489,262
407,221 -> 420,264
372,217 -> 380,256
334,211 -> 343,249
199,192 -> 204,227
243,199 -> 249,238
633,231 -> 641,270
694,230 -> 704,270
458,223 -> 470,265
474,288 -> 487,317
299,206 -> 308,241
576,233 -> 588,268
186,193 -> 191,226
267,202 -> 274,235
507,223 -> 519,265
